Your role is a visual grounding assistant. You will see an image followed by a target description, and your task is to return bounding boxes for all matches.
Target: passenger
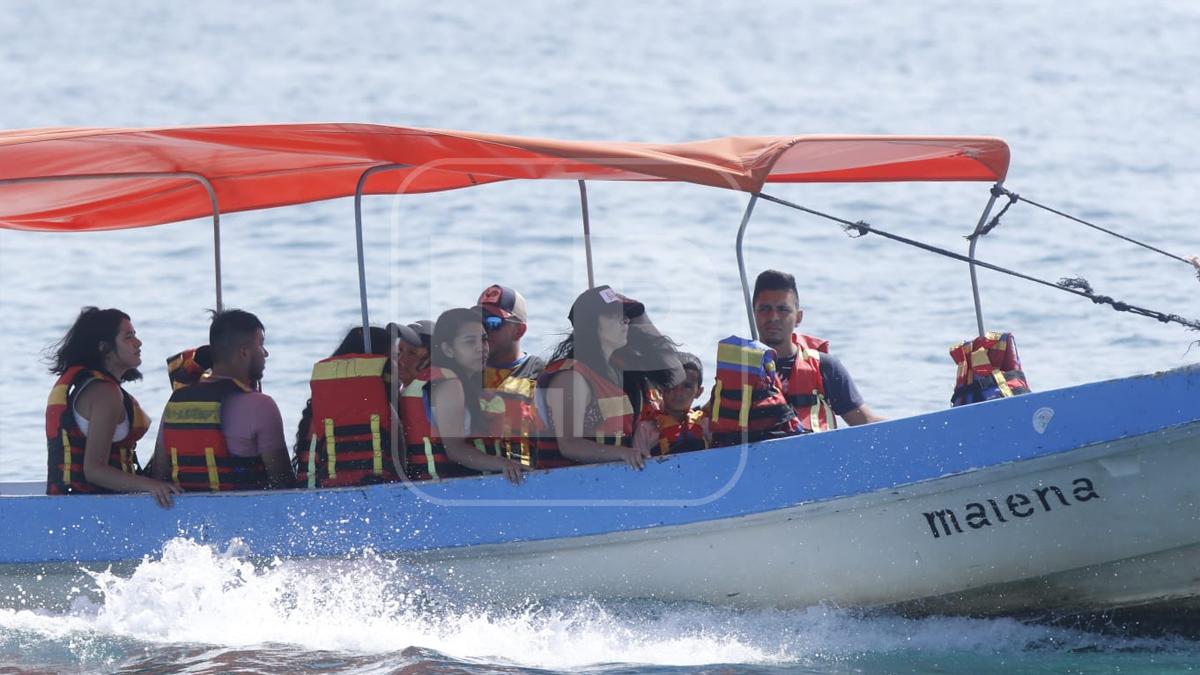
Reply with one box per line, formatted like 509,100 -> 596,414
294,325 -> 403,488
400,307 -> 524,484
476,285 -> 545,387
151,309 -> 295,491
538,285 -> 682,470
394,319 -> 433,388
752,269 -> 883,429
633,352 -> 709,456
476,284 -> 543,466
44,307 -> 181,506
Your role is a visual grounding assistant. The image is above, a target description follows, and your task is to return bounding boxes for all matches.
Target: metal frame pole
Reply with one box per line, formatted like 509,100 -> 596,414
578,180 -> 595,289
966,182 -> 1004,337
735,193 -> 761,340
0,171 -> 224,310
353,164 -> 410,354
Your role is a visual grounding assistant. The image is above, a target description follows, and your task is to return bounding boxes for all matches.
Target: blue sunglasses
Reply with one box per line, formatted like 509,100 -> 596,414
483,315 -> 508,331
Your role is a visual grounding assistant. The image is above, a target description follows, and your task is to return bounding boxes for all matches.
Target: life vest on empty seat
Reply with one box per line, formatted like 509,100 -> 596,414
949,332 -> 1031,407
296,354 -> 401,488
161,378 -> 269,492
45,367 -> 149,495
479,375 -> 538,469
399,367 -> 484,481
534,358 -> 634,468
647,408 -> 708,456
782,333 -> 837,432
706,336 -> 800,446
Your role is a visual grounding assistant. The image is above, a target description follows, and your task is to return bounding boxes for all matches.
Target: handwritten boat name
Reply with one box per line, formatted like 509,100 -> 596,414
922,477 -> 1100,539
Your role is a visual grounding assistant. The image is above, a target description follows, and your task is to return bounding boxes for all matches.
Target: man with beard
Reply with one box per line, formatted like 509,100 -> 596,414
752,270 -> 882,431
153,309 -> 294,490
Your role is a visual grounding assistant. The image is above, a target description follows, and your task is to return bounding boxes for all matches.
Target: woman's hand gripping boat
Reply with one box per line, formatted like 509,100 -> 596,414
1,125 -> 1197,626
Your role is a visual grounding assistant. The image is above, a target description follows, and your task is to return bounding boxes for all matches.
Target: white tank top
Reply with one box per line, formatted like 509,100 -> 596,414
72,379 -> 131,443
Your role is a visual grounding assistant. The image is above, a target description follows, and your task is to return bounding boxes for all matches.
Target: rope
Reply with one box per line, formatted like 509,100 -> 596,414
755,192 -> 1200,332
966,185 -> 1019,240
991,186 -> 1196,269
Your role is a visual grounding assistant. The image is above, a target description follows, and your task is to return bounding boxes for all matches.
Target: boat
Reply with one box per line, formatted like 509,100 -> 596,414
1,124 -> 1197,627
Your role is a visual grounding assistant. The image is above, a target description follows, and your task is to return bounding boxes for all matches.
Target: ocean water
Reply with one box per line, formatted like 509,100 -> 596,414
1,0 -> 1199,671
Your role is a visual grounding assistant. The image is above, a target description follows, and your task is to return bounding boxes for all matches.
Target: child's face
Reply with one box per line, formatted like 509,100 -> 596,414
664,367 -> 702,413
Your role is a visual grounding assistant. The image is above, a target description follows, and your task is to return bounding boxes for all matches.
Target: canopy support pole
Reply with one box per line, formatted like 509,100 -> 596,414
353,164 -> 410,354
578,180 -> 595,289
735,193 -> 761,340
966,181 -> 1004,338
0,171 -> 223,310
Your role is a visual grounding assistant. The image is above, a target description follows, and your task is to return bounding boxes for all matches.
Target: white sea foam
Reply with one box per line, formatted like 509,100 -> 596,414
0,539 -> 1190,671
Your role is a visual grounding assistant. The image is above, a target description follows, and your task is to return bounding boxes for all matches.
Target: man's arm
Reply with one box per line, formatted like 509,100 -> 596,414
252,395 -> 296,488
841,404 -> 885,426
820,355 -> 885,427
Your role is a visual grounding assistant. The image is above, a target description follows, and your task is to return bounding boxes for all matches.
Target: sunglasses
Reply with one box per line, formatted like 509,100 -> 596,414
483,315 -> 509,331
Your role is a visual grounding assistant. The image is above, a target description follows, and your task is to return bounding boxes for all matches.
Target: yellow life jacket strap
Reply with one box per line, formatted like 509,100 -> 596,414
423,437 -> 438,479
170,447 -> 180,486
306,434 -> 318,489
323,418 -> 336,479
738,384 -> 753,428
61,430 -> 72,485
370,413 -> 383,475
204,447 -> 219,491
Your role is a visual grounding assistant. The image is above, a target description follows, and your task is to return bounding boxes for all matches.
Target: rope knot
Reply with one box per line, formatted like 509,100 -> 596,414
842,220 -> 870,238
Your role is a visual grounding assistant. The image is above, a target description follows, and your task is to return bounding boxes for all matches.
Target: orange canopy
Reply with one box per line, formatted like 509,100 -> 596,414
0,124 -> 1009,232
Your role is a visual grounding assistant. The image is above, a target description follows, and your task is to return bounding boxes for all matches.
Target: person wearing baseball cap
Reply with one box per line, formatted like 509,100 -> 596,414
393,319 -> 434,388
474,284 -> 544,467
537,285 -> 682,471
475,284 -> 544,387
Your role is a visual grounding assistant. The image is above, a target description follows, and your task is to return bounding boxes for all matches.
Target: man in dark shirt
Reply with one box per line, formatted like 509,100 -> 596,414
752,270 -> 883,428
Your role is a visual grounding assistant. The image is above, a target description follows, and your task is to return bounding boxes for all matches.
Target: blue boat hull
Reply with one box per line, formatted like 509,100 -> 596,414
2,365 -> 1198,612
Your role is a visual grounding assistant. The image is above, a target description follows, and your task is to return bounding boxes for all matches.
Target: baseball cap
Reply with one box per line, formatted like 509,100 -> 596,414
393,319 -> 434,349
476,284 -> 528,323
567,285 -> 645,325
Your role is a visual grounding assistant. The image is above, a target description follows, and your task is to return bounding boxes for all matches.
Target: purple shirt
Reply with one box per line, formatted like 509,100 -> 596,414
219,391 -> 287,458
157,389 -> 286,458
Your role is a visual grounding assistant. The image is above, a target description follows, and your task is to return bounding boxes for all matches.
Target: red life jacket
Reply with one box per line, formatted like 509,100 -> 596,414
781,333 -> 837,432
479,375 -> 538,469
949,332 -> 1031,407
296,354 -> 401,488
165,345 -> 212,391
706,336 -> 801,446
399,367 -> 484,481
648,408 -> 708,456
161,378 -> 270,492
534,358 -> 633,468
45,367 -> 149,495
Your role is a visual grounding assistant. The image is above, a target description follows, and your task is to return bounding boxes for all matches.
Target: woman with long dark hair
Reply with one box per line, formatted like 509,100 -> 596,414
45,307 -> 180,506
400,307 -> 524,484
539,286 -> 681,470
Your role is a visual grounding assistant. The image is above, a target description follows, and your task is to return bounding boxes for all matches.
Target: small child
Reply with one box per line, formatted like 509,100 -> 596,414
634,352 -> 709,456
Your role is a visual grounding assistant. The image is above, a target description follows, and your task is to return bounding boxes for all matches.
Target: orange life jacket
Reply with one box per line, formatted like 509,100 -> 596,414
161,378 -> 270,492
534,358 -> 633,468
949,331 -> 1031,407
45,367 -> 148,495
648,408 -> 708,456
781,333 -> 837,432
479,375 -> 538,468
296,354 -> 401,488
707,336 -> 801,446
399,367 -> 484,481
